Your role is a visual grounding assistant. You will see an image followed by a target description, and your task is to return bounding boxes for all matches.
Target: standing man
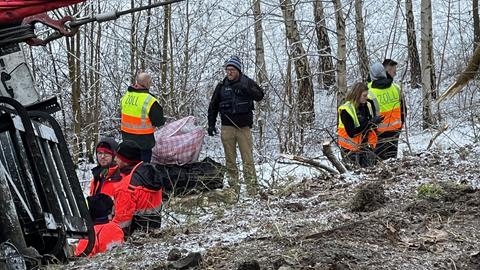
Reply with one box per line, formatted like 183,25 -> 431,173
208,55 -> 264,198
368,62 -> 405,160
120,72 -> 165,162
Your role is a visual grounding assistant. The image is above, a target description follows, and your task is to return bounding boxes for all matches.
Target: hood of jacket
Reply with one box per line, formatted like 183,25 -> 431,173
130,163 -> 163,191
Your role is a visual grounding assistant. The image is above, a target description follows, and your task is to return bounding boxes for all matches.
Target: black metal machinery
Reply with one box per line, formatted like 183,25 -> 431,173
0,42 -> 94,269
0,96 -> 95,269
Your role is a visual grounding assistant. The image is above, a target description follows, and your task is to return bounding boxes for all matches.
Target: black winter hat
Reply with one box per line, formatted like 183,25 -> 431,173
96,137 -> 119,155
116,140 -> 142,164
87,193 -> 114,221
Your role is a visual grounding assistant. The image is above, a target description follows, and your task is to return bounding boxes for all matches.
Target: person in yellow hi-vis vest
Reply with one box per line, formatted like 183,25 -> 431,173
121,72 -> 165,162
338,82 -> 383,167
368,62 -> 406,160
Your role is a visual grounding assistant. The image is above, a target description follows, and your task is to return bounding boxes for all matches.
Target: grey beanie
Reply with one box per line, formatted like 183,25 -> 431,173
369,62 -> 387,81
225,55 -> 242,73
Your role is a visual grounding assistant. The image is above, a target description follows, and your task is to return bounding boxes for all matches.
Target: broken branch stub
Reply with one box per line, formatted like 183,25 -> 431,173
322,140 -> 347,174
279,154 -> 338,174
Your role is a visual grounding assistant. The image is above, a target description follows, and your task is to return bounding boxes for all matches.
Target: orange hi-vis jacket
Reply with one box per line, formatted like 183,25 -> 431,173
367,82 -> 402,132
89,166 -> 124,197
112,162 -> 163,228
337,101 -> 378,152
121,90 -> 158,135
75,221 -> 124,257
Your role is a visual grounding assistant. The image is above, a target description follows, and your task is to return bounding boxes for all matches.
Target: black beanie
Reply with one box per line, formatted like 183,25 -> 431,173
116,140 -> 142,164
87,193 -> 114,221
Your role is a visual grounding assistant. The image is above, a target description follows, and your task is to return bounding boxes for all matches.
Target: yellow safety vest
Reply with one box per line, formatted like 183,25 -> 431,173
120,91 -> 157,135
368,83 -> 402,132
337,101 -> 377,151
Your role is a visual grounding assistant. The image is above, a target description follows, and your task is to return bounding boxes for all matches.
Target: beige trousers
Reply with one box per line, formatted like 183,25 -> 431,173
220,126 -> 258,196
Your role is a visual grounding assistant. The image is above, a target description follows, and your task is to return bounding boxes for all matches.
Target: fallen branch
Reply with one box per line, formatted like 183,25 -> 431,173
279,154 -> 338,175
322,140 -> 347,174
426,124 -> 449,150
437,44 -> 480,103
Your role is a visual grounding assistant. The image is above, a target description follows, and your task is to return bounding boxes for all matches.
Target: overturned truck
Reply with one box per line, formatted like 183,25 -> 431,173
0,43 -> 94,269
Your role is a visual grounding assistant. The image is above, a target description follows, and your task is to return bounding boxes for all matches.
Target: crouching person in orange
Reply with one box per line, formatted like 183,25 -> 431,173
112,140 -> 163,233
75,194 -> 124,257
337,82 -> 383,168
89,137 -> 124,197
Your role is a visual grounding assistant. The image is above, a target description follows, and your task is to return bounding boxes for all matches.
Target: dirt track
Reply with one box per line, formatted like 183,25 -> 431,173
59,145 -> 480,270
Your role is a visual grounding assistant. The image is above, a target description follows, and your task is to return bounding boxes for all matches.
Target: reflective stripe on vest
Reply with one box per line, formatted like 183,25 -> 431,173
121,91 -> 157,134
337,101 -> 375,152
368,83 -> 402,132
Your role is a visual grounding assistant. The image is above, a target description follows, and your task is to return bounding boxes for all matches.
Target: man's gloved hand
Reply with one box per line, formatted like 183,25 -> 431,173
208,126 -> 217,136
371,115 -> 384,125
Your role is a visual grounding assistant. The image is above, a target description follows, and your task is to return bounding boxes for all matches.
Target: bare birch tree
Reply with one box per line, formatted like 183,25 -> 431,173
332,0 -> 347,106
405,0 -> 422,88
421,0 -> 435,129
354,0 -> 369,82
314,0 -> 335,88
280,0 -> 314,127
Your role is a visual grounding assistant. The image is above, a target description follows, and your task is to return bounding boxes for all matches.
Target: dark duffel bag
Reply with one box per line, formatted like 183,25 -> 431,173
155,157 -> 224,197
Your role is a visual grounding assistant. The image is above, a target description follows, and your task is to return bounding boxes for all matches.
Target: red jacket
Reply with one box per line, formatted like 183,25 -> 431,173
75,221 -> 124,257
89,165 -> 124,197
112,162 -> 163,228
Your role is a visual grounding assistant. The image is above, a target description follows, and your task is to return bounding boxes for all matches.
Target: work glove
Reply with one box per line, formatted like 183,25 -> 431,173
207,126 -> 217,136
371,115 -> 384,125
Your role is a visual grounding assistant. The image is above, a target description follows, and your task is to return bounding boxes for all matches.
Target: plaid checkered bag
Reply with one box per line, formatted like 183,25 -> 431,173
151,116 -> 205,165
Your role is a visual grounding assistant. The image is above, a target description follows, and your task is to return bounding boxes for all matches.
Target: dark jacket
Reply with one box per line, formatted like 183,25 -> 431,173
121,86 -> 165,150
340,100 -> 376,139
208,74 -> 264,128
371,78 -> 407,125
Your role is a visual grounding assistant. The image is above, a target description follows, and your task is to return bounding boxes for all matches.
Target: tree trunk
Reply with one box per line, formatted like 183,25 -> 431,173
179,0 -> 191,115
140,0 -> 152,71
253,0 -> 269,154
313,0 -> 335,88
161,4 -> 170,108
421,0 -> 435,129
253,0 -> 268,86
130,0 -> 138,84
168,6 -> 176,115
93,3 -> 102,153
280,0 -> 315,127
332,0 -> 347,107
474,0 -> 480,50
405,0 -> 422,88
86,8 -> 95,162
66,31 -> 83,164
354,0 -> 369,82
